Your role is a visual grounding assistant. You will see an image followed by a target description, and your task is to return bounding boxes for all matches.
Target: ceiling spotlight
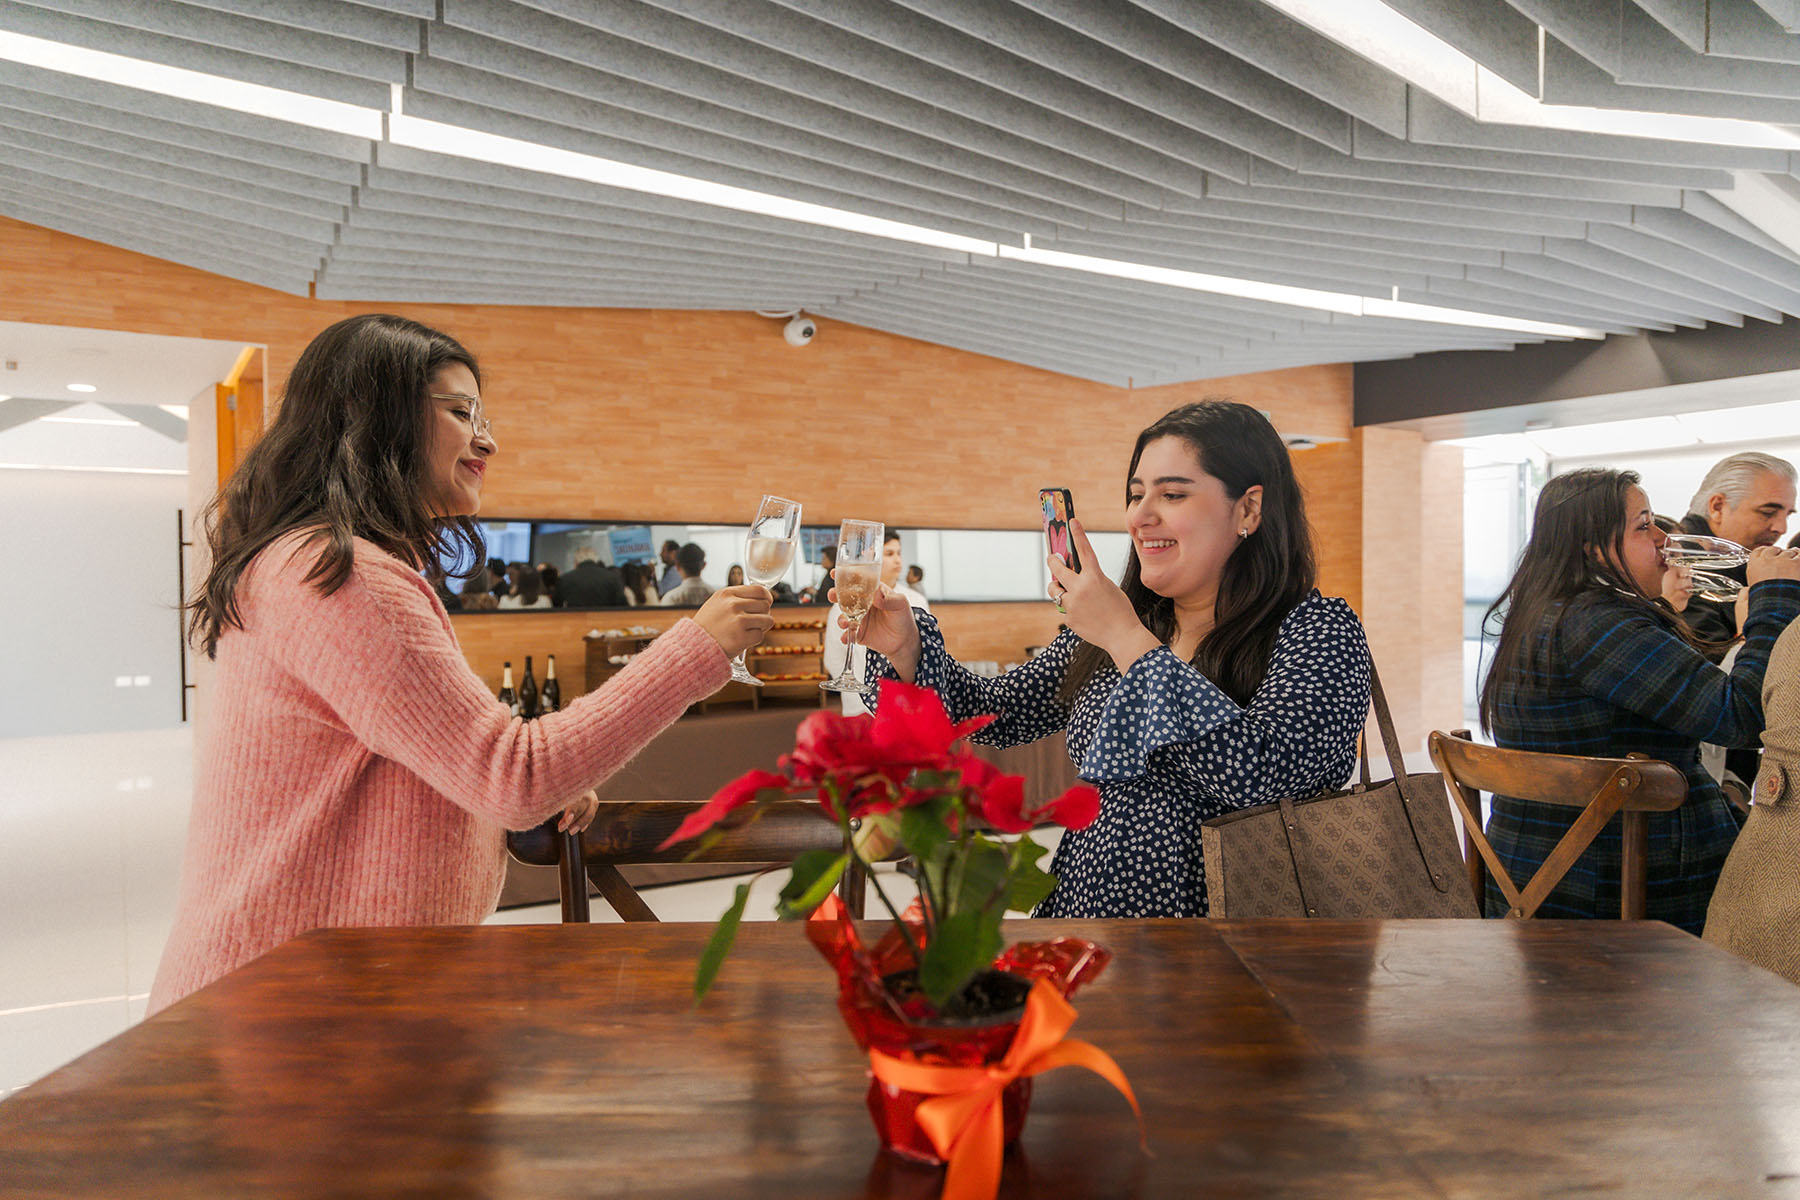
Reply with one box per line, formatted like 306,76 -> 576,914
66,383 -> 97,393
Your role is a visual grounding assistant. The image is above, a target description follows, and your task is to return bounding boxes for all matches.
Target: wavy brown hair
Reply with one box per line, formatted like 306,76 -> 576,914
1060,400 -> 1317,708
187,313 -> 484,658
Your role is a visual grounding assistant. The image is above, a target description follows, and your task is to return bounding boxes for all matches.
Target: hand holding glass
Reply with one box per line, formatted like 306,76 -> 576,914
821,519 -> 884,694
727,495 -> 801,687
1662,533 -> 1749,602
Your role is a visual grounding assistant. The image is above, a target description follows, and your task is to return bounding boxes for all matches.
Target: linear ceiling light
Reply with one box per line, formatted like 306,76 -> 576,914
1261,0 -> 1800,151
387,112 -> 996,256
0,31 -> 382,139
997,243 -> 1362,315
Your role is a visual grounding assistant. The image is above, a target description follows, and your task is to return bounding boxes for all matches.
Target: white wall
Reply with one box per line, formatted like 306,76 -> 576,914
1552,437 -> 1800,529
0,467 -> 188,737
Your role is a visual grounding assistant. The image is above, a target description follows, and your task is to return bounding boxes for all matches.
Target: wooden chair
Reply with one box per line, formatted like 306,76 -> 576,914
507,801 -> 888,922
1427,731 -> 1687,920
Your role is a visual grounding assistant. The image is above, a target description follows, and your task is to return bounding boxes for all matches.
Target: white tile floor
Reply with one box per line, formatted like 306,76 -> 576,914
0,728 -> 929,1096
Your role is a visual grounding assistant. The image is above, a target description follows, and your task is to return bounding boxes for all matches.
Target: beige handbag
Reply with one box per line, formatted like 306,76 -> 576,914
1199,658 -> 1477,919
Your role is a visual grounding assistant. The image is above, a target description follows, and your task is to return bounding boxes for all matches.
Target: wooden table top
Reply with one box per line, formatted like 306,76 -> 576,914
4,919 -> 1799,1198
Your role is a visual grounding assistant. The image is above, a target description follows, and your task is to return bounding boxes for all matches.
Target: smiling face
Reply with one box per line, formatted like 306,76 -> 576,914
1608,485 -> 1667,597
422,363 -> 495,519
1126,435 -> 1261,608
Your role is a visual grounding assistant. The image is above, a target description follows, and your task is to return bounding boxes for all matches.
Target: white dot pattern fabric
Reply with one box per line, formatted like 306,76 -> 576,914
867,590 -> 1370,917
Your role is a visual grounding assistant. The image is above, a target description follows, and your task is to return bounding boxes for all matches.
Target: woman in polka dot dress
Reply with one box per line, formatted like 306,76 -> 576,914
856,401 -> 1371,917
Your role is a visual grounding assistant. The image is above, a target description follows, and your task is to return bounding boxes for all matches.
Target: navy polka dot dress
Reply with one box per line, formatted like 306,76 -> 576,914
866,591 -> 1370,918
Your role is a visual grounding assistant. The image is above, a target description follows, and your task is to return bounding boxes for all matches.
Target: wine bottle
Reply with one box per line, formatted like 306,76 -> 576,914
520,655 -> 540,720
542,654 -> 562,714
498,661 -> 519,718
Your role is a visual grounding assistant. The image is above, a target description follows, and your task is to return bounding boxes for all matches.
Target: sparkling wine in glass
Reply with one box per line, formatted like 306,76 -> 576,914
822,519 -> 884,694
1663,533 -> 1751,601
728,494 -> 802,687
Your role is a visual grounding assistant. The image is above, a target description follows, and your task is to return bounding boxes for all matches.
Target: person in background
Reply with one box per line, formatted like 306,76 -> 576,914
487,557 -> 509,602
622,561 -> 657,607
850,402 -> 1370,918
660,543 -> 714,606
460,567 -> 499,611
823,528 -> 929,716
1478,467 -> 1800,933
727,564 -> 745,587
499,564 -> 552,609
151,313 -> 772,1012
537,562 -> 561,607
802,545 -> 837,603
906,563 -> 925,594
558,546 -> 627,608
656,539 -> 683,597
1675,451 -> 1798,647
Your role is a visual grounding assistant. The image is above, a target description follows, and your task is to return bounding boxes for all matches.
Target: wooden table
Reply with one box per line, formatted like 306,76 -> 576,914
5,920 -> 1799,1197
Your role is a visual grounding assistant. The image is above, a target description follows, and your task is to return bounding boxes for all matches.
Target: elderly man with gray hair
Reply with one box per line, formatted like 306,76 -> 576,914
1673,452 -> 1798,649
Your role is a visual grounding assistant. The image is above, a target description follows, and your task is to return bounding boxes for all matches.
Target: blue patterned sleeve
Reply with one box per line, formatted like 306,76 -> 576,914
864,612 -> 1079,749
1076,595 -> 1371,806
1564,580 -> 1800,746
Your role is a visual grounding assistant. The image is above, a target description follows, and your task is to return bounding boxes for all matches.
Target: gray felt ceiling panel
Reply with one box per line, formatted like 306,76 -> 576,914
2,0 -> 1800,385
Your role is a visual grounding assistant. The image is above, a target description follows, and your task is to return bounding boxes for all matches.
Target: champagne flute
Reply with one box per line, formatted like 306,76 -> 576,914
1663,532 -> 1751,601
821,519 -> 884,694
728,494 -> 802,686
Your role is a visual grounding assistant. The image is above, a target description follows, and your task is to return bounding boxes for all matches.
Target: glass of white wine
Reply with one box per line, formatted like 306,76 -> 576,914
728,494 -> 802,687
821,519 -> 884,694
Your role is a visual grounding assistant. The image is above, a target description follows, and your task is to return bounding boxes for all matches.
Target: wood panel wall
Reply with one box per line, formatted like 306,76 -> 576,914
1,215 -> 1458,746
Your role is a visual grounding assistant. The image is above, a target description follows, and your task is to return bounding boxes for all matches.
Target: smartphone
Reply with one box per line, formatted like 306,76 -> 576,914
1039,487 -> 1080,572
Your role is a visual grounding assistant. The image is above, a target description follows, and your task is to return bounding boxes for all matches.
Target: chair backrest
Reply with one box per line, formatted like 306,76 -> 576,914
1427,731 -> 1687,920
509,802 -> 892,922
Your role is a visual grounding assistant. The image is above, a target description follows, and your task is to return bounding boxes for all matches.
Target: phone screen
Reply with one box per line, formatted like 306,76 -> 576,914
1039,487 -> 1079,572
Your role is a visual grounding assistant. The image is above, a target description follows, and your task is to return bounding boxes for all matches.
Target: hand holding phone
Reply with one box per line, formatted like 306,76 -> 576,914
1039,487 -> 1079,573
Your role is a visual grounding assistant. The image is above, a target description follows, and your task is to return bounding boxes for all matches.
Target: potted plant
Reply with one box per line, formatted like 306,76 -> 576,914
660,680 -> 1140,1195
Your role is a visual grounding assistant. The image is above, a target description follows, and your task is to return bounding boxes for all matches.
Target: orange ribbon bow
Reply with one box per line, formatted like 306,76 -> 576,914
867,978 -> 1145,1200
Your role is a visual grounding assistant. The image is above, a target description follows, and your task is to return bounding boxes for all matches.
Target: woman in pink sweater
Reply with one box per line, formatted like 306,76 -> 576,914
150,314 -> 771,1012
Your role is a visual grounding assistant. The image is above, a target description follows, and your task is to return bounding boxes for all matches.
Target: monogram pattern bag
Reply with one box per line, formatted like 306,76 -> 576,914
1200,658 -> 1477,919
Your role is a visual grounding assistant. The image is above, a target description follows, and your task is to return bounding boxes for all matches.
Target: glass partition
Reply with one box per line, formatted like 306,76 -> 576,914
439,520 -> 1134,610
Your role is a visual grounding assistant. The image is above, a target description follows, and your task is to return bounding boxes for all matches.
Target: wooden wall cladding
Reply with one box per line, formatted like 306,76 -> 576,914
2,215 -> 1460,746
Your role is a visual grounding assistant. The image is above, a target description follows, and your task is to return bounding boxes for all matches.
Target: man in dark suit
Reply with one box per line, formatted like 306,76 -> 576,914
557,547 -> 627,608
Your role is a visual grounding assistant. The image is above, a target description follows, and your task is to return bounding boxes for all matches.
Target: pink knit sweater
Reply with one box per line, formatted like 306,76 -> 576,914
149,533 -> 730,1012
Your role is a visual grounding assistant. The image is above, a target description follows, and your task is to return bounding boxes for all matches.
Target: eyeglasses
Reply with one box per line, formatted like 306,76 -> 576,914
429,392 -> 493,440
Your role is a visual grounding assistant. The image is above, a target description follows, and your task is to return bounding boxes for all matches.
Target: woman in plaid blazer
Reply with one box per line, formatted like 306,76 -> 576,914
1479,468 -> 1800,932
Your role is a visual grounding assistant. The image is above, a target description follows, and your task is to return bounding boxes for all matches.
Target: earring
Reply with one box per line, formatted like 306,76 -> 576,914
1238,528 -> 1249,539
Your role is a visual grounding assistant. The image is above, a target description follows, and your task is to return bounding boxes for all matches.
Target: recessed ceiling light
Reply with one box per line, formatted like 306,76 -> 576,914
66,383 -> 97,393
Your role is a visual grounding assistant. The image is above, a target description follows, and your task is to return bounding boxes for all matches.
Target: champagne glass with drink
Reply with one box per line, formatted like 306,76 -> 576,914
728,494 -> 803,686
822,519 -> 884,694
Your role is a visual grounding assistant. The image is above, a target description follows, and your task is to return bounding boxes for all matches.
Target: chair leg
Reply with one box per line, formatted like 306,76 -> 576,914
1620,810 -> 1649,921
588,863 -> 660,922
842,855 -> 868,920
559,830 -> 590,924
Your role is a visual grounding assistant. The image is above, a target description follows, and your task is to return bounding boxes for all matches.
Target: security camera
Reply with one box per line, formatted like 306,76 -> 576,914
784,315 -> 817,347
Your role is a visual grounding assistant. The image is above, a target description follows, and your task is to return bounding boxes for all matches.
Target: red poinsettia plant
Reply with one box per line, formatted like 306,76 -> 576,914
660,679 -> 1102,1012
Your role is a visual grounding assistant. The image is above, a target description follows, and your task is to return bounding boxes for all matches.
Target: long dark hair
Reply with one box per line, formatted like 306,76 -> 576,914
1060,400 -> 1317,707
187,313 -> 485,658
1478,467 -> 1690,732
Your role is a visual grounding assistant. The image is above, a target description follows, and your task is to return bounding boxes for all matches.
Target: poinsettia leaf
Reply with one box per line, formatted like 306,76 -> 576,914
693,882 -> 752,1004
949,837 -> 1010,917
1009,835 -> 1049,870
918,908 -> 1006,1010
898,798 -> 951,864
775,848 -> 848,920
1004,858 -> 1057,914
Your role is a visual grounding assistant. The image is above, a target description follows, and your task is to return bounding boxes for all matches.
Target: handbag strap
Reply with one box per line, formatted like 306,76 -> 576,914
1364,655 -> 1458,896
1276,793 -> 1324,917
